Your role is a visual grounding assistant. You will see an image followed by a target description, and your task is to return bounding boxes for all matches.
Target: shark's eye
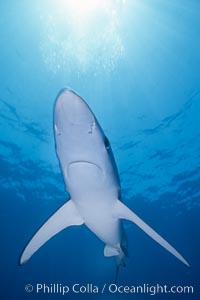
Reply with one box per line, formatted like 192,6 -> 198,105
104,136 -> 110,150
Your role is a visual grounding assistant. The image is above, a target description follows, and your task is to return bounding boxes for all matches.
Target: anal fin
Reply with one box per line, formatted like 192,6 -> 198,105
20,200 -> 83,265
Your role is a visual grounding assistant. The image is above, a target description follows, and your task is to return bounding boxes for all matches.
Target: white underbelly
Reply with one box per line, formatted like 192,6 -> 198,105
75,200 -> 121,246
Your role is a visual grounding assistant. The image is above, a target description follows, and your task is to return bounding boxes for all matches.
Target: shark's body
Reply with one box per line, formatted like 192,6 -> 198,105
20,89 -> 189,270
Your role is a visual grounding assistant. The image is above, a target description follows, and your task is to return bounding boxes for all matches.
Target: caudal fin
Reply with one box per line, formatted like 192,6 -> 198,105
113,200 -> 190,267
115,265 -> 120,284
115,252 -> 126,283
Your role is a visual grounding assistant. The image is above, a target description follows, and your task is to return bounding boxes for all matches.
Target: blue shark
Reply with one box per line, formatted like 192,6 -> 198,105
20,89 -> 189,272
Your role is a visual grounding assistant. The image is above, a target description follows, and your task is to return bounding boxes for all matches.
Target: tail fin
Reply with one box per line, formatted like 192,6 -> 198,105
115,265 -> 120,284
115,254 -> 126,283
113,200 -> 190,267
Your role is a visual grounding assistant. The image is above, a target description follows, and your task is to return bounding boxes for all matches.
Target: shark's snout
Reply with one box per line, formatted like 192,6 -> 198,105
55,89 -> 94,126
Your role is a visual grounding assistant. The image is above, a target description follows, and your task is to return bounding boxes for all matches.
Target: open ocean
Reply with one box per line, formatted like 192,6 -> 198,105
0,0 -> 199,299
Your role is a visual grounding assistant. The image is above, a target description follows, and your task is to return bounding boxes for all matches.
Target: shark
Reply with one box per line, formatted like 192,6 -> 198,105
20,88 -> 189,277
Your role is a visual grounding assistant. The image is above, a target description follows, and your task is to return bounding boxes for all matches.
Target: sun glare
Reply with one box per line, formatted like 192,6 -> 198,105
67,0 -> 102,20
40,0 -> 128,75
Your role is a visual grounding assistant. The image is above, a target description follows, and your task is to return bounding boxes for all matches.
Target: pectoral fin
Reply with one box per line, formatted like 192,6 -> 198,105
20,200 -> 83,265
113,200 -> 189,267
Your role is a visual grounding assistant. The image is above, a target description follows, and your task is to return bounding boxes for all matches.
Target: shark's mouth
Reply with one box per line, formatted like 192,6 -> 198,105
67,161 -> 103,187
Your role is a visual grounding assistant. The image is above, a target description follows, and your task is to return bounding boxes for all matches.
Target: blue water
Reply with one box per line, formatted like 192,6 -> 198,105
0,0 -> 199,299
